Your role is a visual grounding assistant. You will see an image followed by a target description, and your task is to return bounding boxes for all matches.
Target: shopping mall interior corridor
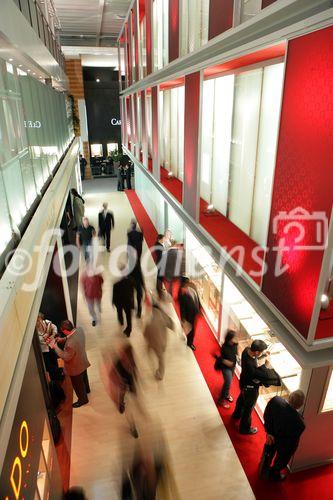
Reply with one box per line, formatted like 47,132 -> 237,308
65,186 -> 254,499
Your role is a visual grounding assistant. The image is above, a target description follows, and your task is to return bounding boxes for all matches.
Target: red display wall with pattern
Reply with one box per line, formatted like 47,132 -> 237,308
262,26 -> 333,339
208,0 -> 234,40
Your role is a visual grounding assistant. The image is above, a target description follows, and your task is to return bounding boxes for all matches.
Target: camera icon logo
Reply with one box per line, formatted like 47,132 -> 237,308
272,206 -> 328,252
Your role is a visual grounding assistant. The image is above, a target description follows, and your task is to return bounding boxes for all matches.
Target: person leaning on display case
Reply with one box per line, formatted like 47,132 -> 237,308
260,390 -> 306,481
48,320 -> 91,408
215,330 -> 239,409
70,188 -> 85,230
232,339 -> 281,435
178,276 -> 201,351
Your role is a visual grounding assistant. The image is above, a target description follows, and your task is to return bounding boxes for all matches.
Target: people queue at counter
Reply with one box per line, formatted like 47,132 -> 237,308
37,189 -> 306,486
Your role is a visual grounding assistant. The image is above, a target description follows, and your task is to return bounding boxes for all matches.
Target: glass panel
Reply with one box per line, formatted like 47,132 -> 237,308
322,371 -> 333,412
29,0 -> 39,34
20,152 -> 37,207
211,75 -> 234,215
36,6 -> 45,43
241,0 -> 262,23
167,204 -> 184,243
91,144 -> 103,157
19,0 -> 32,25
250,63 -> 284,247
200,79 -> 215,203
1,157 -> 27,226
0,173 -> 12,253
228,68 -> 263,235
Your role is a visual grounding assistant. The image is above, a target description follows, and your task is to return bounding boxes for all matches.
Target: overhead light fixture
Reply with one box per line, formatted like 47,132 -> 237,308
96,78 -> 100,82
321,294 -> 330,310
27,69 -> 31,72
19,64 -> 22,67
33,72 -> 36,75
9,58 -> 13,62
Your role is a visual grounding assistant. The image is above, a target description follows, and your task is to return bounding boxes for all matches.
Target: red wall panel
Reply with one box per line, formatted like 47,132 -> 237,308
169,0 -> 179,62
151,86 -> 159,179
133,2 -> 139,82
183,72 -> 201,218
262,0 -> 277,7
208,0 -> 234,40
141,90 -> 147,165
145,0 -> 152,74
262,26 -> 333,339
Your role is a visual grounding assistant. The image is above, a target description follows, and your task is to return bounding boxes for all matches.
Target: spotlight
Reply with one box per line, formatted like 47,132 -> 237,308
321,294 -> 330,310
207,204 -> 214,211
96,78 -> 100,82
167,171 -> 173,178
9,58 -> 13,62
204,203 -> 218,216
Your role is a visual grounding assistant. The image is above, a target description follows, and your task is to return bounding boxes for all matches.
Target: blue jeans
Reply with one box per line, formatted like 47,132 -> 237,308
221,367 -> 234,399
82,243 -> 93,263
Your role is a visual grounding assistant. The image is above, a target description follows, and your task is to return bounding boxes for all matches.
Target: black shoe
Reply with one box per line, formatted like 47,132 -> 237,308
123,327 -> 131,337
92,320 -> 96,327
72,400 -> 88,408
106,248 -> 110,253
189,344 -> 196,351
130,426 -> 139,438
136,309 -> 142,318
119,402 -> 125,414
118,319 -> 124,326
240,427 -> 258,435
269,469 -> 287,481
86,388 -> 91,394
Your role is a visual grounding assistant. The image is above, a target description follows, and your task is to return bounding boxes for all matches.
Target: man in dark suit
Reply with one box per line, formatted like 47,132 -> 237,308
112,271 -> 134,336
127,220 -> 144,266
262,390 -> 305,480
49,320 -> 90,408
98,202 -> 115,252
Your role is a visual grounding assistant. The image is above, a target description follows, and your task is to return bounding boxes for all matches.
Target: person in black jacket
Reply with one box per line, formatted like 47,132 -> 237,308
127,220 -> 144,266
129,263 -> 145,318
98,202 -> 115,252
112,271 -> 134,336
79,154 -> 87,180
217,330 -> 238,409
154,234 -> 166,296
262,390 -> 305,480
178,277 -> 200,351
232,339 -> 273,435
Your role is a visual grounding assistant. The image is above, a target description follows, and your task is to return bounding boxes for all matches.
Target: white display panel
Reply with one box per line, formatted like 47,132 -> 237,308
153,0 -> 169,70
250,63 -> 284,247
211,75 -> 234,215
200,79 -> 214,203
177,86 -> 185,181
322,370 -> 333,412
145,93 -> 152,156
229,68 -> 263,234
90,144 -> 103,157
241,0 -> 262,23
167,204 -> 184,243
180,0 -> 209,55
160,86 -> 184,180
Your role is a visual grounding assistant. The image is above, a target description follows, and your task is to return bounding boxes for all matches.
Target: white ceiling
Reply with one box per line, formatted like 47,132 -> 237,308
61,46 -> 120,67
53,0 -> 131,47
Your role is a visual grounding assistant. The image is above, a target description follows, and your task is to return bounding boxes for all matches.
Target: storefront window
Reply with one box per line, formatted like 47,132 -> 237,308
321,370 -> 333,412
240,0 -> 262,23
153,0 -> 169,70
90,144 -> 103,157
185,228 -> 222,333
180,0 -> 209,56
221,275 -> 302,418
159,86 -> 185,180
200,62 -> 284,248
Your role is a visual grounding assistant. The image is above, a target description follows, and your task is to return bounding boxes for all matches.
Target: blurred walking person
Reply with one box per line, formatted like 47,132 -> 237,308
76,216 -> 96,263
143,297 -> 174,380
215,330 -> 238,408
129,263 -> 145,319
127,219 -> 144,266
81,265 -> 103,326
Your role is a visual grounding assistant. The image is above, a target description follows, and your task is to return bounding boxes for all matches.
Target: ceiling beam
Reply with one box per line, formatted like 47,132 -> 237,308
95,0 -> 105,47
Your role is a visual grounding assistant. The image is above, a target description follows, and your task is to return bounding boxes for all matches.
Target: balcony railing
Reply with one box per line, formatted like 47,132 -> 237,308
12,0 -> 65,70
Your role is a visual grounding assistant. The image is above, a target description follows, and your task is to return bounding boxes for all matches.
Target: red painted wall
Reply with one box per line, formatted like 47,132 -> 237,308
183,72 -> 200,218
262,0 -> 277,8
169,0 -> 179,62
262,26 -> 333,339
208,0 -> 234,40
145,0 -> 152,74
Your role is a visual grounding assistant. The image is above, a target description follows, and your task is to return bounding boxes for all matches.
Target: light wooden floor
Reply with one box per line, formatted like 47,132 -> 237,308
70,191 -> 254,500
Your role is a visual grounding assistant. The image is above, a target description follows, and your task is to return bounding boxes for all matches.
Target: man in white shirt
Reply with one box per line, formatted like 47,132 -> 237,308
36,312 -> 59,379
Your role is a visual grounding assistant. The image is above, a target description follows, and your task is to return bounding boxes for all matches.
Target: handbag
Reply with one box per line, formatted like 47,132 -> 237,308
260,368 -> 282,387
214,356 -> 224,371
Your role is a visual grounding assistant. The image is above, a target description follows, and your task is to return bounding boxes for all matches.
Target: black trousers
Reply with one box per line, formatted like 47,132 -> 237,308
117,305 -> 132,332
133,281 -> 143,315
261,442 -> 297,476
186,327 -> 195,347
70,370 -> 90,403
100,227 -> 111,250
43,350 -> 59,380
232,387 -> 259,432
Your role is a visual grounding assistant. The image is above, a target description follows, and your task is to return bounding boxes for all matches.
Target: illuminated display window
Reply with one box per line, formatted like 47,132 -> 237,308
90,143 -> 103,157
321,370 -> 333,412
107,142 -> 118,155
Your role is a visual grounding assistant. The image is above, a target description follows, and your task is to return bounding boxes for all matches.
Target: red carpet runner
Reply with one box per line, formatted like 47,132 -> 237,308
126,189 -> 333,500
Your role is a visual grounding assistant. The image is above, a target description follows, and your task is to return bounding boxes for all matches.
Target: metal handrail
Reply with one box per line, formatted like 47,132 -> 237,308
15,0 -> 65,70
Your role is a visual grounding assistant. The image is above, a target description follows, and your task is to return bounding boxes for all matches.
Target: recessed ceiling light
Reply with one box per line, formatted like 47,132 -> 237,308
96,78 -> 100,82
19,64 -> 22,67
33,72 -> 36,75
27,69 -> 31,72
9,58 -> 13,62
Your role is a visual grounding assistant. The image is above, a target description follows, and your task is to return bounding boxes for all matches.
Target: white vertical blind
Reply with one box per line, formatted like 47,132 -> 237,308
170,88 -> 178,175
200,79 -> 215,203
250,63 -> 284,247
228,68 -> 263,235
211,75 -> 235,215
180,0 -> 209,55
162,90 -> 171,169
145,93 -> 152,156
177,85 -> 185,181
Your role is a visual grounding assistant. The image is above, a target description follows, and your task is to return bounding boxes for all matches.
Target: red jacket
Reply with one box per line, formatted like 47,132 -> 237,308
81,273 -> 103,300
